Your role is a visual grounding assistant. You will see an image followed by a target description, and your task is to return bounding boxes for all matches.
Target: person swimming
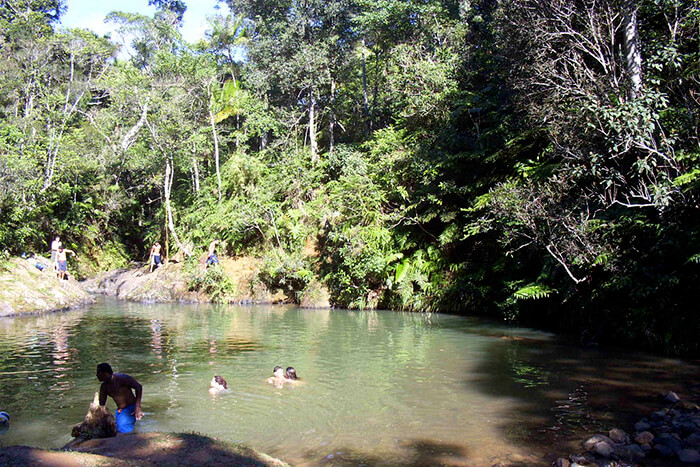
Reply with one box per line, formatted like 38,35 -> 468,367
266,366 -> 287,388
209,375 -> 229,396
285,367 -> 298,381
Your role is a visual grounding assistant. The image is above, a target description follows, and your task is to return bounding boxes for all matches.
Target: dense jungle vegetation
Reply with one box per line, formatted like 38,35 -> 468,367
1,0 -> 698,355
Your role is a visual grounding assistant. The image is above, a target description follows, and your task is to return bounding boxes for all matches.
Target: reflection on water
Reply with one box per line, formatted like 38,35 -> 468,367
0,298 -> 697,465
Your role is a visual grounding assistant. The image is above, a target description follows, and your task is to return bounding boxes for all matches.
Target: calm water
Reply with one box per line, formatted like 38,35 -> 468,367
0,298 -> 697,465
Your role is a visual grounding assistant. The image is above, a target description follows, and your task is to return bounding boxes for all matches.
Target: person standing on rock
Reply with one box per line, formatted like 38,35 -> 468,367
50,236 -> 61,272
96,363 -> 143,433
206,239 -> 220,267
56,246 -> 75,280
149,242 -> 163,272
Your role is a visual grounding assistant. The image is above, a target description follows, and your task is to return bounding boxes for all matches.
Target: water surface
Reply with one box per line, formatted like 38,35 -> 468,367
0,298 -> 697,465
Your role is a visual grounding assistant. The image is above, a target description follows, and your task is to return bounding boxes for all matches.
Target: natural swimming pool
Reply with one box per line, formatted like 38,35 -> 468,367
0,297 -> 697,464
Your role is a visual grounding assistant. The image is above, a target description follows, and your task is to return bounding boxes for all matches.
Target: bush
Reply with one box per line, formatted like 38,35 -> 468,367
185,258 -> 236,303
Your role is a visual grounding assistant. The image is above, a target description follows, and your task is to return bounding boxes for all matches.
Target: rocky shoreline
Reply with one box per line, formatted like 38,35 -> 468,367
556,392 -> 700,466
0,432 -> 288,466
82,256 -> 331,307
1,253 -> 330,315
0,256 -> 93,317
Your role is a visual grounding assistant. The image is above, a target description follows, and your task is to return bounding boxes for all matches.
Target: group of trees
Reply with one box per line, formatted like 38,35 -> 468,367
1,0 -> 698,355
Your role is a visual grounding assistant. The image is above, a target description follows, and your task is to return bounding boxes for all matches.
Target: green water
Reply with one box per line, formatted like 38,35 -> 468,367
0,298 -> 697,465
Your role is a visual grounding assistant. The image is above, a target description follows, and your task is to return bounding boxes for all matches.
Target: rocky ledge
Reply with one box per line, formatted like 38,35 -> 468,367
82,256 -> 331,307
0,256 -> 93,317
0,432 -> 288,466
555,391 -> 700,466
81,262 -> 197,302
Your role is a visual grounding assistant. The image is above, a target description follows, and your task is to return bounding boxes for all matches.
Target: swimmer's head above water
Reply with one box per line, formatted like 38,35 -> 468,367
211,375 -> 228,389
209,375 -> 229,395
273,366 -> 284,378
285,367 -> 297,380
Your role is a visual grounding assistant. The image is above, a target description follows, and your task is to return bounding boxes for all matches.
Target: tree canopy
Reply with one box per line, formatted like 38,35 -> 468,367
1,0 -> 698,356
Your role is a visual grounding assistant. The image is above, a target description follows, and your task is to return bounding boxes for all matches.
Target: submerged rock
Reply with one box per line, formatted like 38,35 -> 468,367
655,432 -> 682,452
609,427 -> 629,444
634,431 -> 654,444
665,391 -> 682,404
594,440 -> 615,457
686,433 -> 700,448
679,449 -> 700,464
582,434 -> 614,452
614,444 -> 645,463
635,420 -> 652,432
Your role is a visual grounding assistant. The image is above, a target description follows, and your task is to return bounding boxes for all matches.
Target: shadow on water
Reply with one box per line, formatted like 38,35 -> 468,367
467,334 -> 700,461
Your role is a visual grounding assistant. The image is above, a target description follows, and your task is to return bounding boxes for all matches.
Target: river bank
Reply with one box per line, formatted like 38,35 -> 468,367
0,256 -> 93,317
82,256 -> 330,307
0,432 -> 288,466
554,392 -> 700,466
0,252 -> 330,317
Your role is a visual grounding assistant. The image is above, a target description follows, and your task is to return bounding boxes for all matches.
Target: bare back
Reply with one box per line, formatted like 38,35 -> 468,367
99,373 -> 138,409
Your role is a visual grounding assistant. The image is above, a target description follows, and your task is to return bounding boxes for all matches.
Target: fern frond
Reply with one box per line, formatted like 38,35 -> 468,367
687,253 -> 700,264
512,283 -> 555,300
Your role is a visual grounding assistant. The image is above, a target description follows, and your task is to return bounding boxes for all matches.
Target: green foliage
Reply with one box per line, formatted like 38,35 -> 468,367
185,258 -> 236,303
512,283 -> 555,301
257,249 -> 314,303
0,0 -> 698,357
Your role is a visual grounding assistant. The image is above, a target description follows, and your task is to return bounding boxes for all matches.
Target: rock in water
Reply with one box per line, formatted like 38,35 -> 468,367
70,392 -> 117,441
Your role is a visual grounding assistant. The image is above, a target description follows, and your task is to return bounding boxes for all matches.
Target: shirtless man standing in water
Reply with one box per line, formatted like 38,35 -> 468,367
96,363 -> 143,433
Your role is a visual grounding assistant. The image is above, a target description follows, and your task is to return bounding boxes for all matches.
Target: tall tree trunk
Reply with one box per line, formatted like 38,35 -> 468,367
114,102 -> 149,185
329,78 -> 336,154
146,116 -> 191,258
40,50 -> 87,192
164,156 -> 192,257
191,142 -> 200,195
623,0 -> 642,99
208,82 -> 222,203
361,38 -> 370,134
309,92 -> 318,163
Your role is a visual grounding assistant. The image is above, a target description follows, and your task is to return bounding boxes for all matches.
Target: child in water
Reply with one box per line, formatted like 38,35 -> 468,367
285,367 -> 298,381
209,375 -> 229,396
266,366 -> 301,388
266,366 -> 286,387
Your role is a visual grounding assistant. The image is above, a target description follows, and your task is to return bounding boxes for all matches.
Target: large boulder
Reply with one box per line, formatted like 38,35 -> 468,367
0,257 -> 93,316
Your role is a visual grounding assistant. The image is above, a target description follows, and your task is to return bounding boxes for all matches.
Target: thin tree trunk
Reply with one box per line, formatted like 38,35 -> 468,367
309,92 -> 318,163
147,117 -> 191,258
329,79 -> 336,153
40,50 -> 87,192
623,0 -> 642,99
208,85 -> 222,203
164,156 -> 192,257
361,38 -> 370,133
191,144 -> 200,195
